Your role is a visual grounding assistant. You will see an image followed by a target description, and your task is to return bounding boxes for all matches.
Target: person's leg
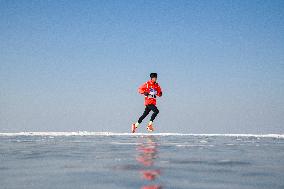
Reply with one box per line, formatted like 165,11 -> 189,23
137,105 -> 151,124
148,104 -> 159,122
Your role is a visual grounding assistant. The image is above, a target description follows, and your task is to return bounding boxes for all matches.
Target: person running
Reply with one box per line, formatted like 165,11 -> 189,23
132,73 -> 163,133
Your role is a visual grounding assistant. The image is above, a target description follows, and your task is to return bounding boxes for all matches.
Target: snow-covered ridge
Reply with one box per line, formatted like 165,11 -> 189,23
0,132 -> 283,138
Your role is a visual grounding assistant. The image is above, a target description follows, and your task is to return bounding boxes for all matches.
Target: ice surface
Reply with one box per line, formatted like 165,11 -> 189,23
0,132 -> 283,189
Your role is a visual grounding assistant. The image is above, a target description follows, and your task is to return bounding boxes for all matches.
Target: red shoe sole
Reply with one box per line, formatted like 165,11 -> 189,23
131,124 -> 137,133
147,125 -> 154,132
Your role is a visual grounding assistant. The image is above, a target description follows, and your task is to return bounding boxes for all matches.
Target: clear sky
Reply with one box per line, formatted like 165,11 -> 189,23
1,0 -> 283,133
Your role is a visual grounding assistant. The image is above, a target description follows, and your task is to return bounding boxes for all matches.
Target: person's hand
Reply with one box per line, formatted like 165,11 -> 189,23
160,92 -> 162,96
144,92 -> 149,96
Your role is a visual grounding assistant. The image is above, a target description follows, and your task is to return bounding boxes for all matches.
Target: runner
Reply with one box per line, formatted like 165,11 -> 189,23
132,73 -> 163,133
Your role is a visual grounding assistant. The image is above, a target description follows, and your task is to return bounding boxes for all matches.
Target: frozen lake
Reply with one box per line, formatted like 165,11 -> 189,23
0,132 -> 284,189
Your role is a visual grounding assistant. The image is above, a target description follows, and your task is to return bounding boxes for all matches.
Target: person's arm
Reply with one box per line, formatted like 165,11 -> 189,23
157,85 -> 162,97
138,82 -> 149,96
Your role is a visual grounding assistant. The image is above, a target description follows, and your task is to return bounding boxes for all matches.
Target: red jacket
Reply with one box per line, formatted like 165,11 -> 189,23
138,80 -> 162,106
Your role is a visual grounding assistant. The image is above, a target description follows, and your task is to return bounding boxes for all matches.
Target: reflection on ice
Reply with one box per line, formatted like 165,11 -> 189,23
136,136 -> 162,189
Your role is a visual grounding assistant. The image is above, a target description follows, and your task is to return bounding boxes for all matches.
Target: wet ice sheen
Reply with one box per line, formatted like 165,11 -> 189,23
0,133 -> 283,189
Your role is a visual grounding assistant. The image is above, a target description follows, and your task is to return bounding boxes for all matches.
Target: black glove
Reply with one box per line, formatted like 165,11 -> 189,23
160,92 -> 162,96
144,92 -> 149,96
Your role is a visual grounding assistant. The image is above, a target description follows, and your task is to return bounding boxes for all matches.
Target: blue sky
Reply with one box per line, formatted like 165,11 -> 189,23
0,0 -> 283,133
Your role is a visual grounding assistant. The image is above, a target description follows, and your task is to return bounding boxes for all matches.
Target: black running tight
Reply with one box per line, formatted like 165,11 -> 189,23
138,104 -> 159,123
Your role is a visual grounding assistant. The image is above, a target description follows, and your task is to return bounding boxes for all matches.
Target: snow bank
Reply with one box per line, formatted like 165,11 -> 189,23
0,132 -> 283,138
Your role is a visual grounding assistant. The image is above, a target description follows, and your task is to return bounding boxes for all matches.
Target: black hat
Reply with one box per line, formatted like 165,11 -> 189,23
150,73 -> 157,78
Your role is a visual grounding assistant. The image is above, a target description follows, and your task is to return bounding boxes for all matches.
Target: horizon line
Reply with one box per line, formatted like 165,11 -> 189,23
0,131 -> 283,138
